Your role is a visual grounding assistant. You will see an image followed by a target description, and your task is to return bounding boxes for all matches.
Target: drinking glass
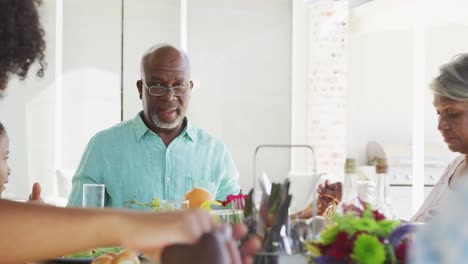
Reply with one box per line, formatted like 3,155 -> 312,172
159,200 -> 190,211
82,184 -> 105,208
210,209 -> 244,224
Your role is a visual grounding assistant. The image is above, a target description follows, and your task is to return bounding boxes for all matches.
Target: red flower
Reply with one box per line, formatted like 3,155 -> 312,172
318,244 -> 332,255
372,210 -> 386,221
395,241 -> 408,263
328,232 -> 354,260
217,199 -> 231,206
342,203 -> 364,216
218,193 -> 248,207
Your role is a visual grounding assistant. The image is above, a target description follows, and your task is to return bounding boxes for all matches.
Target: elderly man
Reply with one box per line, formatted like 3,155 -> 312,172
68,44 -> 240,208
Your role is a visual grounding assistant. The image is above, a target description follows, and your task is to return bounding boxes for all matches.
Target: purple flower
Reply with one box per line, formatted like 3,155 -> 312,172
388,224 -> 415,246
314,255 -> 345,264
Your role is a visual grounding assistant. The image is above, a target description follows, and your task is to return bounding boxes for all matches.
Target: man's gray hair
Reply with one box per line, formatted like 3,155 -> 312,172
140,44 -> 190,80
431,53 -> 468,101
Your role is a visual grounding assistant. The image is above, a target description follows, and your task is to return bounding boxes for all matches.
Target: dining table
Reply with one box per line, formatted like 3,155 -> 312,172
38,255 -> 157,264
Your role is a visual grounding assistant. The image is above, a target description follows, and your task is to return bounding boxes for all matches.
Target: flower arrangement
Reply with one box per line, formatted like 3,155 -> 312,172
306,201 -> 412,264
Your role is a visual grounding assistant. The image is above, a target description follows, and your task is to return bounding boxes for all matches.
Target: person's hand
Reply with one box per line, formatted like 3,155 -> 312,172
119,209 -> 217,260
232,224 -> 261,264
28,182 -> 44,204
316,180 -> 342,216
290,180 -> 343,219
160,224 -> 261,264
317,180 -> 342,203
291,198 -> 329,219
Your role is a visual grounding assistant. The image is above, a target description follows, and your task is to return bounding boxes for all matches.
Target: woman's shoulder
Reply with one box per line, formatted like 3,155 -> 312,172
438,155 -> 465,179
435,155 -> 464,180
448,155 -> 465,168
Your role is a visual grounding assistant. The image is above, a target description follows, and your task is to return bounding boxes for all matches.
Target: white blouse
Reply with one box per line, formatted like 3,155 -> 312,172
411,155 -> 465,222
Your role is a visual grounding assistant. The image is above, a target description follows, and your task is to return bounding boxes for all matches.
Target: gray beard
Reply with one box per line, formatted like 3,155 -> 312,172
152,115 -> 183,130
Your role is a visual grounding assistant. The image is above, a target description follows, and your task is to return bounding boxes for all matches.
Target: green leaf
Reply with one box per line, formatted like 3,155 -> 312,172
320,226 -> 339,245
354,218 -> 378,234
267,183 -> 281,214
333,214 -> 359,235
375,220 -> 400,237
243,189 -> 254,217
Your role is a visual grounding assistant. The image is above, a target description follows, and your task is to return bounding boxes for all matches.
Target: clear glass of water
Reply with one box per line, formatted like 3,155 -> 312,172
82,184 -> 105,208
159,200 -> 190,211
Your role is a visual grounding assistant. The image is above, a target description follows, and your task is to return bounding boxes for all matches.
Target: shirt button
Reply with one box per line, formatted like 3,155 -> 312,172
166,177 -> 171,182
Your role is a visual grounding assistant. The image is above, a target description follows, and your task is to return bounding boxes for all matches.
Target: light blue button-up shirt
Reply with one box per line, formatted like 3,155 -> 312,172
68,112 -> 240,209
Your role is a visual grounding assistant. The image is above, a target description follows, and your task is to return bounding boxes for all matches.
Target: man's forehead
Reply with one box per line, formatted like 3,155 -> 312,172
148,47 -> 186,62
146,54 -> 188,71
145,62 -> 189,81
147,71 -> 187,80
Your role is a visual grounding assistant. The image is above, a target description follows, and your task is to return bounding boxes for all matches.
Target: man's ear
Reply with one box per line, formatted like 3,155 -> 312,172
137,80 -> 143,100
189,80 -> 194,91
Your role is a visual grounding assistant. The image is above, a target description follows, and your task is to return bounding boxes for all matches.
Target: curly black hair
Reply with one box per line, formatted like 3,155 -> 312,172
0,0 -> 46,84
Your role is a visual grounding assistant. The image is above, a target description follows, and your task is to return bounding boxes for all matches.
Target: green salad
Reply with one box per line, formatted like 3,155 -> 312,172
65,247 -> 121,258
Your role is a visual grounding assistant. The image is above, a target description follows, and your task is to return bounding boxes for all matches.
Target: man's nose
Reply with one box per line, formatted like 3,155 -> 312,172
160,88 -> 176,101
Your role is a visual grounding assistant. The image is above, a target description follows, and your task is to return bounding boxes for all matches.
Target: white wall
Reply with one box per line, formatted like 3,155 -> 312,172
187,0 -> 292,191
291,0 -> 310,172
123,0 -> 181,121
61,0 -> 121,171
347,29 -> 414,163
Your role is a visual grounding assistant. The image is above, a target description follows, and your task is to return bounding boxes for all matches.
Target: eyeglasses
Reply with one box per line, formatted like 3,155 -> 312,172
141,80 -> 188,96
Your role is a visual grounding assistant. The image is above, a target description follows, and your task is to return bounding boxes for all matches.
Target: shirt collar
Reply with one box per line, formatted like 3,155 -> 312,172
183,118 -> 198,143
134,112 -> 149,142
133,111 -> 198,143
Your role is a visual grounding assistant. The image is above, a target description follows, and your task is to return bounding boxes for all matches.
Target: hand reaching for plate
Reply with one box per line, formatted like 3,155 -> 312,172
161,224 -> 260,264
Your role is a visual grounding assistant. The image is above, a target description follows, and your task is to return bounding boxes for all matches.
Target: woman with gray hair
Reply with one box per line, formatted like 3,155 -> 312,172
412,53 -> 468,222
